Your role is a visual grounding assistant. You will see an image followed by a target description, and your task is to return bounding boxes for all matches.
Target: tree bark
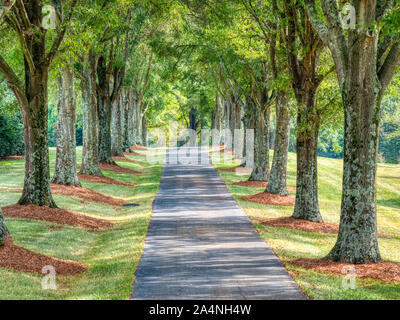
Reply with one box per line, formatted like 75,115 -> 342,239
112,95 -> 124,156
142,117 -> 148,147
52,63 -> 81,186
121,91 -> 132,152
18,65 -> 56,207
132,97 -> 142,145
327,82 -> 381,263
266,93 -> 290,196
249,103 -> 270,181
292,105 -> 322,222
80,52 -> 103,176
0,209 -> 8,246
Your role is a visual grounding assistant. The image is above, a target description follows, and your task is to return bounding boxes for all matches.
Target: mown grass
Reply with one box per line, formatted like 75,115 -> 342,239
211,150 -> 400,300
0,147 -> 164,300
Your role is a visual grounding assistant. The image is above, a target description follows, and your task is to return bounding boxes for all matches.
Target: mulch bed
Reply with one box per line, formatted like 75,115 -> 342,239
2,204 -> 114,230
241,192 -> 296,206
219,166 -> 253,174
131,145 -> 147,151
0,155 -> 24,161
78,174 -> 135,187
232,181 -> 296,191
51,184 -> 126,206
115,156 -> 146,165
258,217 -> 338,233
257,217 -> 391,238
124,151 -> 146,157
100,163 -> 141,175
0,236 -> 87,275
11,184 -> 126,206
288,258 -> 400,283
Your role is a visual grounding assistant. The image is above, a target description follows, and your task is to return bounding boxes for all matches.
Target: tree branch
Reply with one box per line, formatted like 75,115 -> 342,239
46,0 -> 78,66
378,42 -> 400,93
0,54 -> 27,106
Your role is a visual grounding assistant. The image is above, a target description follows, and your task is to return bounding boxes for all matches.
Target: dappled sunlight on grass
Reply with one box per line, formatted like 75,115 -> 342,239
0,147 -> 164,299
212,150 -> 400,300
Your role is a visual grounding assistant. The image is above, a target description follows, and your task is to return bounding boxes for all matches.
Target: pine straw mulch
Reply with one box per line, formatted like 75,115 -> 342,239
232,180 -> 296,192
0,236 -> 87,276
116,155 -> 146,165
78,174 -> 135,187
11,184 -> 126,206
2,204 -> 114,230
0,155 -> 25,161
99,163 -> 141,175
256,217 -> 391,238
241,192 -> 296,206
288,258 -> 400,283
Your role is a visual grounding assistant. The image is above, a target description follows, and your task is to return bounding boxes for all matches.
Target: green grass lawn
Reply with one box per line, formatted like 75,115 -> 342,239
211,151 -> 400,300
0,147 -> 164,300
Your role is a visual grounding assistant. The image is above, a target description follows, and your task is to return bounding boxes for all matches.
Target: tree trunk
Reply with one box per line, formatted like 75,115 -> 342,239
0,209 -> 8,246
292,104 -> 322,222
121,91 -> 132,152
327,88 -> 381,263
52,63 -> 81,186
112,95 -> 124,156
132,98 -> 142,145
142,117 -> 148,147
80,53 -> 103,176
97,93 -> 115,164
249,103 -> 270,181
266,93 -> 290,196
19,66 -> 56,207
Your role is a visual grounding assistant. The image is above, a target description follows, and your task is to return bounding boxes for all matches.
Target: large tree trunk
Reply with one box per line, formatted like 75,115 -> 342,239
121,91 -> 132,152
266,93 -> 290,196
132,98 -> 142,145
97,93 -> 115,163
327,87 -> 381,263
292,104 -> 322,222
0,209 -> 8,246
52,64 -> 80,186
142,117 -> 148,147
19,66 -> 56,207
112,95 -> 124,156
80,53 -> 103,176
249,103 -> 270,181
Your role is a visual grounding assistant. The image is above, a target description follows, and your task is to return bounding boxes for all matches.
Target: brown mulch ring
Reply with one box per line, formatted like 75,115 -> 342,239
0,236 -> 87,276
78,174 -> 135,187
11,185 -> 126,206
131,145 -> 147,151
2,204 -> 115,230
100,163 -> 141,175
241,192 -> 296,206
0,155 -> 25,161
288,258 -> 400,283
51,184 -> 126,206
116,156 -> 146,165
219,166 -> 253,174
232,181 -> 296,191
256,217 -> 391,238
124,151 -> 146,157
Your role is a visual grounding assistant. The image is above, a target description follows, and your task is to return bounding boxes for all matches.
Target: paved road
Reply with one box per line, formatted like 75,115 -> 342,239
131,147 -> 306,300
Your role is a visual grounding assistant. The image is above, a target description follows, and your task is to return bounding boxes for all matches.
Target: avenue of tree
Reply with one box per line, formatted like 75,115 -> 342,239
0,0 -> 400,265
